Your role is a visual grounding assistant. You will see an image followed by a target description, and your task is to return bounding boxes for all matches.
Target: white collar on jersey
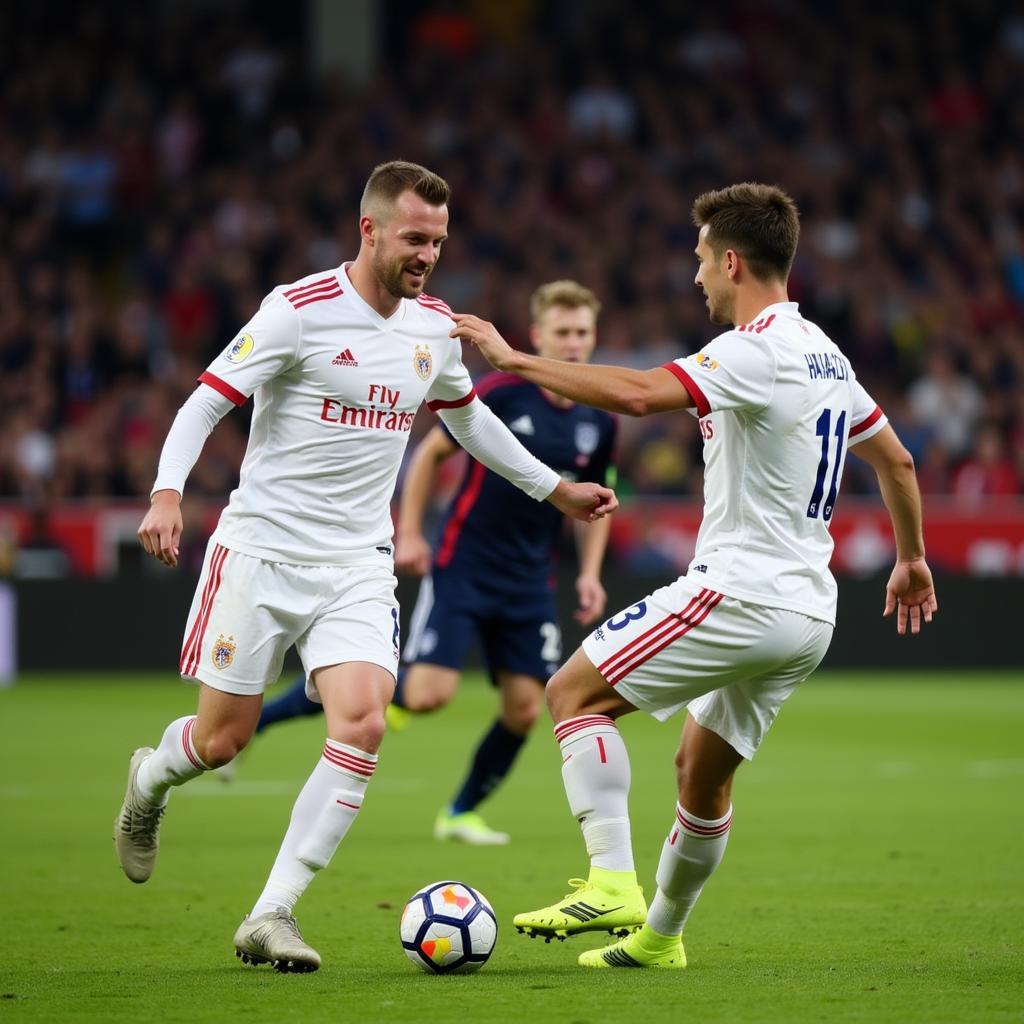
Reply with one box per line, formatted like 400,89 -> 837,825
341,262 -> 408,329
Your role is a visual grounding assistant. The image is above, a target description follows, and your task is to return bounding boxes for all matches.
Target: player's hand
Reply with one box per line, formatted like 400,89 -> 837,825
138,490 -> 183,568
449,314 -> 516,371
575,573 -> 608,625
548,480 -> 618,523
395,531 -> 432,576
883,557 -> 937,635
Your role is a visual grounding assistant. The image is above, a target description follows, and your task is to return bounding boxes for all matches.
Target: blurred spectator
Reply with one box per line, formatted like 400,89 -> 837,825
0,0 -> 1020,509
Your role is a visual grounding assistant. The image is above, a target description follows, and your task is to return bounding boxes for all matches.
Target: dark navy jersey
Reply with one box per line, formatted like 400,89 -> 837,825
433,372 -> 617,587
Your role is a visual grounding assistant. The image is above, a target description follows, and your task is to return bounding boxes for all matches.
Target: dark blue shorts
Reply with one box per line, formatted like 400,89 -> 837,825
402,567 -> 561,685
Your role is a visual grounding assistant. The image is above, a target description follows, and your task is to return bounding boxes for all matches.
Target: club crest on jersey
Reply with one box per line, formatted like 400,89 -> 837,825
225,334 -> 255,363
413,344 -> 433,380
211,634 -> 236,670
692,353 -> 719,372
575,422 -> 600,455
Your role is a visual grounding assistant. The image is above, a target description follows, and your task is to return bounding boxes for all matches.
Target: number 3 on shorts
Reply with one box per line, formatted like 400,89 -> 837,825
606,601 -> 648,631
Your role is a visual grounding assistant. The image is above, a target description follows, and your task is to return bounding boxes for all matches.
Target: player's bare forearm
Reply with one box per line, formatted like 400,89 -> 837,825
575,515 -> 611,580
450,314 -> 689,416
574,516 -> 611,624
852,425 -> 925,560
852,425 -> 936,634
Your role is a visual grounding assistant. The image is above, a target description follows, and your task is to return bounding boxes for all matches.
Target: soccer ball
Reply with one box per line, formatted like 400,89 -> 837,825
400,880 -> 498,973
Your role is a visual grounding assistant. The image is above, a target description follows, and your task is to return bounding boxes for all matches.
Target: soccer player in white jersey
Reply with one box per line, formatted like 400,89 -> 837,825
452,182 -> 938,969
114,160 -> 617,972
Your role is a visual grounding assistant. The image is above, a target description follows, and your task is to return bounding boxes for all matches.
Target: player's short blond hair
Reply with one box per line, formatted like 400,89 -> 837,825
360,160 -> 450,217
529,280 -> 602,325
692,183 -> 800,282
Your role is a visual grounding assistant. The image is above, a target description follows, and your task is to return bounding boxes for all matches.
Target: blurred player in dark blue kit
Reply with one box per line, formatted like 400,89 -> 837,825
256,281 -> 617,844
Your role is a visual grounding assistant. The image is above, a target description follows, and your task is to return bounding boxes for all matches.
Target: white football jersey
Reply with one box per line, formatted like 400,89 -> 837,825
663,301 -> 886,625
199,266 -> 474,565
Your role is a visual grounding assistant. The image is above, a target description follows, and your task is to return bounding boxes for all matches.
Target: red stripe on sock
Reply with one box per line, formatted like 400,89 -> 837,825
181,717 -> 205,772
335,799 -> 361,810
597,736 -> 607,763
675,806 -> 732,837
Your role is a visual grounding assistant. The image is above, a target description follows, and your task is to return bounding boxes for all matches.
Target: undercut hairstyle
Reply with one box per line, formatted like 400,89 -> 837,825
530,280 -> 602,324
360,160 -> 450,217
692,183 -> 800,282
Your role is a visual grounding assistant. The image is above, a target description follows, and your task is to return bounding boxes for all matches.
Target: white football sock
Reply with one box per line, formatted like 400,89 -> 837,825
555,714 -> 634,873
646,802 -> 733,936
135,716 -> 209,805
250,739 -> 377,918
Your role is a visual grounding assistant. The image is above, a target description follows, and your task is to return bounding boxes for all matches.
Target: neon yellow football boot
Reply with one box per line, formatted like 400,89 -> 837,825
578,925 -> 687,968
513,869 -> 646,942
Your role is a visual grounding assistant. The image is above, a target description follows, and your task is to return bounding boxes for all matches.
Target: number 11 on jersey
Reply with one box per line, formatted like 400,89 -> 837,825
807,408 -> 846,522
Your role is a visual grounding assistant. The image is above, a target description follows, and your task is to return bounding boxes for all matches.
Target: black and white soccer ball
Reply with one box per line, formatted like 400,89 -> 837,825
400,880 -> 498,973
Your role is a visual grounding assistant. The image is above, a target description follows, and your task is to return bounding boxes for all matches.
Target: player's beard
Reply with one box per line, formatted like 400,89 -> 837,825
375,251 -> 431,299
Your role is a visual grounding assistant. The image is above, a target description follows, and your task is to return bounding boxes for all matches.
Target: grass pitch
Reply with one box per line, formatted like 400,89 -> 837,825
1,671 -> 1022,1023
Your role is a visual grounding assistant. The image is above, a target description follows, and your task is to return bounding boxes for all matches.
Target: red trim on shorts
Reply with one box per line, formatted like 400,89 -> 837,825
598,591 -> 709,676
661,362 -> 710,418
185,544 -> 229,677
849,405 -> 883,438
603,590 -> 724,686
180,544 -> 228,675
426,388 -> 477,412
198,372 -> 246,406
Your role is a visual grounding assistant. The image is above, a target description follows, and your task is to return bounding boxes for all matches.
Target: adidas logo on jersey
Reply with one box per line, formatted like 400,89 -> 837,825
332,348 -> 359,367
509,414 -> 535,435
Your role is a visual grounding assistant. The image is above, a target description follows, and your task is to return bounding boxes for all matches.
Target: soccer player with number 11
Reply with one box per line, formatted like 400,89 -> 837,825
454,182 -> 937,969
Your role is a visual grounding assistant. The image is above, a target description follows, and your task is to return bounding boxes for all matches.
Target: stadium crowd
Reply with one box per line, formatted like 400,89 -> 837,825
1,1 -> 1022,515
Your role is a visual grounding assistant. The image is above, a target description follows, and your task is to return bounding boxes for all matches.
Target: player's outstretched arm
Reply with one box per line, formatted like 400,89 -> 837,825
450,314 -> 690,416
850,424 -> 938,635
395,425 -> 458,576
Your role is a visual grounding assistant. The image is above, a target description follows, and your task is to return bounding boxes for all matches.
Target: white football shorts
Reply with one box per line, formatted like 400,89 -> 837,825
179,540 -> 400,698
582,577 -> 832,759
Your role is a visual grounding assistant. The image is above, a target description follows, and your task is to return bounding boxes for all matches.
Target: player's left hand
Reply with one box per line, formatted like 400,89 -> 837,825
548,480 -> 618,523
450,314 -> 516,371
883,557 -> 938,635
575,574 -> 608,625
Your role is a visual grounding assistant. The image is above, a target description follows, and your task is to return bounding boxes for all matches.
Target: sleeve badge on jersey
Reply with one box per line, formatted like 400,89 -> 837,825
413,344 -> 433,380
211,634 -> 237,670
224,334 -> 255,363
575,422 -> 600,455
691,353 -> 719,372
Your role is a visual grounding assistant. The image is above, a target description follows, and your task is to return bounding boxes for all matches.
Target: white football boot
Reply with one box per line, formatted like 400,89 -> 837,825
234,910 -> 322,973
113,747 -> 165,883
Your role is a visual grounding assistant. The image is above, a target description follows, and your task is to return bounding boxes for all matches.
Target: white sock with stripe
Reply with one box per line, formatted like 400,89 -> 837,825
135,716 -> 209,805
646,803 -> 733,936
250,739 -> 377,918
555,715 -> 635,873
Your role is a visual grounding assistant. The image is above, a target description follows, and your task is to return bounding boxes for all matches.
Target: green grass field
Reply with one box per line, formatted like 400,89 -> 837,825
1,671 -> 1022,1023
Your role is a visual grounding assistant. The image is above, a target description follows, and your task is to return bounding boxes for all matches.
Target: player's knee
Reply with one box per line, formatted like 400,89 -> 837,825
328,708 -> 386,754
545,667 -> 584,722
196,728 -> 249,768
501,695 -> 542,734
408,686 -> 451,713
